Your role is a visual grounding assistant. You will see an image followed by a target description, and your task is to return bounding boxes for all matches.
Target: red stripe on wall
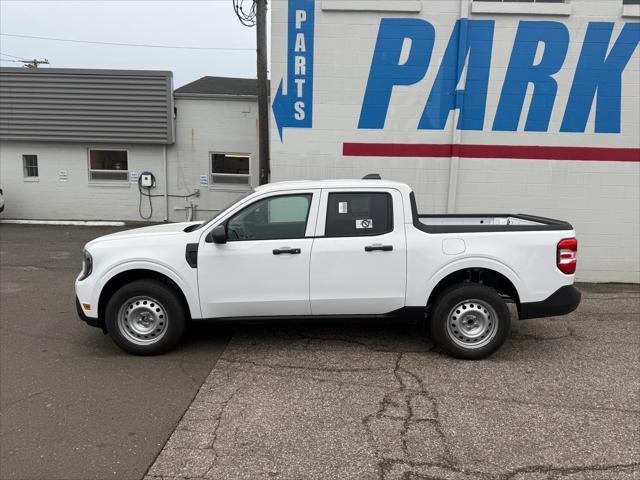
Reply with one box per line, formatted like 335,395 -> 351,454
342,143 -> 640,162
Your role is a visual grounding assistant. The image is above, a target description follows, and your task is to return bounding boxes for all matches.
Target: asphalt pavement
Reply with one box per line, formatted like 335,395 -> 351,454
0,224 -> 233,480
2,223 -> 639,480
145,284 -> 640,480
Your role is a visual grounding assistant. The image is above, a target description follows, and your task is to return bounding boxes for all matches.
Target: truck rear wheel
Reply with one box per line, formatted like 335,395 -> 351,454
105,279 -> 186,355
430,283 -> 510,360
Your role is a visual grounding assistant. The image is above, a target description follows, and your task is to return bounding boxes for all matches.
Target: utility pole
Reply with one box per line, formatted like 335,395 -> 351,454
256,0 -> 270,185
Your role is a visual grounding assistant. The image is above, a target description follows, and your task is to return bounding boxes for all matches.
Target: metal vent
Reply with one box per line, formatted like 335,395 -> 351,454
0,68 -> 174,144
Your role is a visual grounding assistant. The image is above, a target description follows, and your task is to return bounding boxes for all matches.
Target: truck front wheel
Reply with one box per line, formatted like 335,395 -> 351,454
430,283 -> 511,360
105,279 -> 186,355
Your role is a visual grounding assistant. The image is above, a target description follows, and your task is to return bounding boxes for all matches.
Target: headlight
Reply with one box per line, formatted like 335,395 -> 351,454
79,249 -> 93,281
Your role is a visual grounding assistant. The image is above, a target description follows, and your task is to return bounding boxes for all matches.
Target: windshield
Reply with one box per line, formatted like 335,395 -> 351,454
191,190 -> 254,230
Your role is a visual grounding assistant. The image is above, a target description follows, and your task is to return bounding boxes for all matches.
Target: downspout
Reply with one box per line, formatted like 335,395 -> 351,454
446,0 -> 467,214
163,144 -> 169,222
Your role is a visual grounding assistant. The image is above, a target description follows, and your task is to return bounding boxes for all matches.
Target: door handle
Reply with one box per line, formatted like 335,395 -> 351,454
365,244 -> 393,252
273,247 -> 301,255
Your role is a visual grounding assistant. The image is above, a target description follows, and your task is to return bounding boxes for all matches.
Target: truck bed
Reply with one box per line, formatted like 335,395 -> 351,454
409,193 -> 573,234
415,213 -> 573,233
421,215 -> 546,227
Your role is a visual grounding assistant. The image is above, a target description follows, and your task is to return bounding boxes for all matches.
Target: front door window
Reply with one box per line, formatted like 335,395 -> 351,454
226,194 -> 312,241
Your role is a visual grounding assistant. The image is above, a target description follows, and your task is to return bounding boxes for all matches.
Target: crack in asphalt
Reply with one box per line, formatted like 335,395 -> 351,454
375,459 -> 639,480
362,352 -> 456,480
217,356 -> 387,373
1,391 -> 44,410
203,386 -> 242,475
510,325 -> 580,342
276,328 -> 435,354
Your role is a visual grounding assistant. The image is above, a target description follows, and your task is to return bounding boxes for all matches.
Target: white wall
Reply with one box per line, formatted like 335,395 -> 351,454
167,96 -> 259,223
0,96 -> 260,224
270,0 -> 640,282
0,141 -> 167,222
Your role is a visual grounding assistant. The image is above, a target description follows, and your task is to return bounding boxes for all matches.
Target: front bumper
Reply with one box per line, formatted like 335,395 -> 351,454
76,297 -> 105,331
519,285 -> 581,320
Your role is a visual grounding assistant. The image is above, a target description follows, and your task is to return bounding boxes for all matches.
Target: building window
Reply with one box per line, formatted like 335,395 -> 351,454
624,0 -> 640,4
88,149 -> 128,181
471,0 -> 571,14
22,155 -> 39,178
477,0 -> 565,2
210,153 -> 250,185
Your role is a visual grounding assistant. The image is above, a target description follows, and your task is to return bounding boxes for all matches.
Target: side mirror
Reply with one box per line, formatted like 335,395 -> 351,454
206,225 -> 227,244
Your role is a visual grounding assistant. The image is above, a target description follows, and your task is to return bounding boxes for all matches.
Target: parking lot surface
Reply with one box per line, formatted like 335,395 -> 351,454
0,224 -> 232,480
146,284 -> 639,480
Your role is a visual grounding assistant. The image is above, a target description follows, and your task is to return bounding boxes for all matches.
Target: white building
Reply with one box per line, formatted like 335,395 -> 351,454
169,76 -> 260,222
0,70 -> 259,223
269,0 -> 640,283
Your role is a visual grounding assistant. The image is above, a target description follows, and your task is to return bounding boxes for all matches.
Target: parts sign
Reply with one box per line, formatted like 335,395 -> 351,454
272,0 -> 315,140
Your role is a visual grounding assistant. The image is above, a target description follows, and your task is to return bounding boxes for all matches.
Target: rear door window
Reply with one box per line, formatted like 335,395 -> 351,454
325,192 -> 393,237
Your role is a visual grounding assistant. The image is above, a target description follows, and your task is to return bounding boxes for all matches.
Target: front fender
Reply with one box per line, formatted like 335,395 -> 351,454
97,260 -> 201,319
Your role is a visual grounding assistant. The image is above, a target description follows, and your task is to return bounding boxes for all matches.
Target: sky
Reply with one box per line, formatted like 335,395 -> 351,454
0,0 -> 264,87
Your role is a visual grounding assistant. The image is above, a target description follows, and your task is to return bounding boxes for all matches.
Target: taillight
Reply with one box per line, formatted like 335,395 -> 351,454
557,238 -> 577,274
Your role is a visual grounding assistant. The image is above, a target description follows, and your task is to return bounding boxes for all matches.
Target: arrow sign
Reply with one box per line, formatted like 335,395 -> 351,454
272,0 -> 315,141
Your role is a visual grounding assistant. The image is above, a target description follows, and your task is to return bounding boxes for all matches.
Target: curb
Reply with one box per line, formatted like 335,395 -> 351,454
0,219 -> 126,226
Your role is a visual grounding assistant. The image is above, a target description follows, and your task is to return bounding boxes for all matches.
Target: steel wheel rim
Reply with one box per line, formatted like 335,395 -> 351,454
446,298 -> 499,350
117,296 -> 168,346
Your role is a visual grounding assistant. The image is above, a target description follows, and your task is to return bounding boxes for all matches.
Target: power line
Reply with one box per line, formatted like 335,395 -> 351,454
0,51 -> 27,59
233,0 -> 257,27
0,33 -> 254,51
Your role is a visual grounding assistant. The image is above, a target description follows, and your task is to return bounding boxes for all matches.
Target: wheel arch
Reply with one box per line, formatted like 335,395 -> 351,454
98,268 -> 194,331
426,265 -> 521,312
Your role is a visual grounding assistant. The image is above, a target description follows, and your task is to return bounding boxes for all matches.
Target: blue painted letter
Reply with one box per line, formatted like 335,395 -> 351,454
561,22 -> 640,134
358,19 -> 435,129
493,21 -> 569,132
419,19 -> 494,131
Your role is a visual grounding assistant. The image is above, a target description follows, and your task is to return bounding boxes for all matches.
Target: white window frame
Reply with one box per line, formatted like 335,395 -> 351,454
209,152 -> 251,187
87,148 -> 129,182
471,0 -> 571,16
22,154 -> 39,180
623,0 -> 640,17
322,0 -> 421,13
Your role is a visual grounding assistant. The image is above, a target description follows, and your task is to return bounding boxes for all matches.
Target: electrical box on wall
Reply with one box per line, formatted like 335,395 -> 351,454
140,172 -> 155,188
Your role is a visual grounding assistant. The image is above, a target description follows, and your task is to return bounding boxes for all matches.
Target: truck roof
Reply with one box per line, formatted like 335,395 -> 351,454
254,178 -> 412,192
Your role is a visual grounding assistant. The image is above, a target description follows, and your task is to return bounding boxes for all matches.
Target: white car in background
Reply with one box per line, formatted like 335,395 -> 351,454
76,176 -> 581,359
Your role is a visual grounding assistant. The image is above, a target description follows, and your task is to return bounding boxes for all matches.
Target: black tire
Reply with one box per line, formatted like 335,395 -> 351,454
105,279 -> 186,355
430,283 -> 510,360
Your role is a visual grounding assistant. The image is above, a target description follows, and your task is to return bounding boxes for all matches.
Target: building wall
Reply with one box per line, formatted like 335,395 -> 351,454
0,141 -> 167,221
166,96 -> 259,223
269,0 -> 640,282
0,95 -> 259,223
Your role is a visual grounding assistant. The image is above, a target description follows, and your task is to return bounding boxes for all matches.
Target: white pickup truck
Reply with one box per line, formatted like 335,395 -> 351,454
76,176 -> 581,359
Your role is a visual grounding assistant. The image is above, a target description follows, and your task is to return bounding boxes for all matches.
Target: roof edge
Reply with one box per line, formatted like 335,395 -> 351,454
0,67 -> 173,76
174,92 -> 258,101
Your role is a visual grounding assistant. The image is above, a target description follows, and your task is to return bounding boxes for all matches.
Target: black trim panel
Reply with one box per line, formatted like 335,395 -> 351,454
76,297 -> 105,331
191,306 -> 425,323
185,243 -> 199,268
409,192 -> 573,234
518,285 -> 581,320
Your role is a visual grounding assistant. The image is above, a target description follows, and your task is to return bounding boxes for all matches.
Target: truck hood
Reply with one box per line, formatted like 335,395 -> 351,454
86,221 -> 203,246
